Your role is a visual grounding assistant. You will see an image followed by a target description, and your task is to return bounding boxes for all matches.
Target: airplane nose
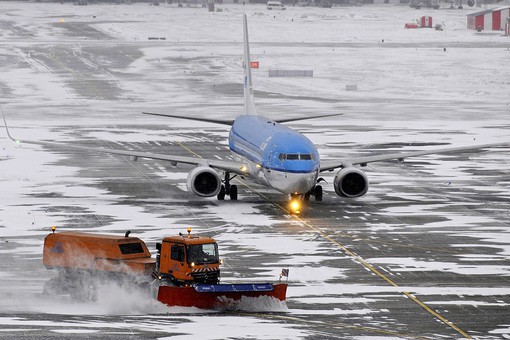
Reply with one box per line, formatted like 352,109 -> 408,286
289,172 -> 317,193
283,160 -> 315,173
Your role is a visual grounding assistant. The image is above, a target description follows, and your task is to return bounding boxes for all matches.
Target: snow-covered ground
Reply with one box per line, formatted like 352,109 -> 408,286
0,1 -> 509,339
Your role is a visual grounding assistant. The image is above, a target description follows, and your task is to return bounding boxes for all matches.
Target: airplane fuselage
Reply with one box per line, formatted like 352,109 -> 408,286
228,115 -> 320,195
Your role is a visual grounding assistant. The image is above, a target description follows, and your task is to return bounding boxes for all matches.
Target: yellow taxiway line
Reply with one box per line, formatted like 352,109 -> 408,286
295,216 -> 472,339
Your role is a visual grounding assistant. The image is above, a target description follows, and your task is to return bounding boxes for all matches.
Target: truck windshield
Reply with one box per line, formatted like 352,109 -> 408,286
187,243 -> 218,264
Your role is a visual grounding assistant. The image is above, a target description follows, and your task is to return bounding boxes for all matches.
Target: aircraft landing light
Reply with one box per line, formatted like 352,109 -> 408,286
289,199 -> 301,215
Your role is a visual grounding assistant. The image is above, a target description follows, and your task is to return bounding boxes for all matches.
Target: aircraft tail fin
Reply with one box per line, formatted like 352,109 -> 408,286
243,14 -> 257,116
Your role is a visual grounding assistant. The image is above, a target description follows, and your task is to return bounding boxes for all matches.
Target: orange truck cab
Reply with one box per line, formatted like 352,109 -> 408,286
157,230 -> 220,286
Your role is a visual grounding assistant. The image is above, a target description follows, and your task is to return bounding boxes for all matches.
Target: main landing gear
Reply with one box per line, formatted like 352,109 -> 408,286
217,172 -> 238,201
304,185 -> 323,202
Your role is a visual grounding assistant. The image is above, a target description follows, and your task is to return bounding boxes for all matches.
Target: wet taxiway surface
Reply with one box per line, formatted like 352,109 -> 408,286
1,3 -> 509,339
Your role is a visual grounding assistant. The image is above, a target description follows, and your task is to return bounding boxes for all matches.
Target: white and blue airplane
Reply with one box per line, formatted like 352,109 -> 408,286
3,14 -> 509,212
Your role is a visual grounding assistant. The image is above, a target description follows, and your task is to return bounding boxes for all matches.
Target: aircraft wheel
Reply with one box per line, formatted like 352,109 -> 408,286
230,185 -> 238,200
217,185 -> 226,200
314,185 -> 323,201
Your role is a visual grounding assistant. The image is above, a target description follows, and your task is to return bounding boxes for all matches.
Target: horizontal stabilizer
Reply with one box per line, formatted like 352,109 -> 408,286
143,111 -> 233,126
274,113 -> 343,124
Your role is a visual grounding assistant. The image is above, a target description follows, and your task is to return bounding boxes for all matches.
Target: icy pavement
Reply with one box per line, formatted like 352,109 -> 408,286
1,2 -> 509,339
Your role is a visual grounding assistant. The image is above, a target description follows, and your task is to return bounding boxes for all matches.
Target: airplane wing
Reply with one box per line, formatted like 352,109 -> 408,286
2,112 -> 249,176
319,142 -> 510,172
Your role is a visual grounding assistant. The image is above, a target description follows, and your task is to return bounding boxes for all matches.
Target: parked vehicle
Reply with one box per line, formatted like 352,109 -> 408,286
267,1 -> 286,10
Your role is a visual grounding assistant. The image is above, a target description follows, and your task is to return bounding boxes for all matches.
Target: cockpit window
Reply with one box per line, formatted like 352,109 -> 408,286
278,153 -> 314,161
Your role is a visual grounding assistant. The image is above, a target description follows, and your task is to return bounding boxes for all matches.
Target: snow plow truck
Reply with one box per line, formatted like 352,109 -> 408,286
42,228 -> 288,309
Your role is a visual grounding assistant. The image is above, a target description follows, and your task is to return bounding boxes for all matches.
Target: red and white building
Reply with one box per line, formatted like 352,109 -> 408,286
467,6 -> 510,31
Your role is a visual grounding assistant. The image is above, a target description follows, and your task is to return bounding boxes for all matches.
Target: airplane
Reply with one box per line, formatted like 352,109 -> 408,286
2,14 -> 509,214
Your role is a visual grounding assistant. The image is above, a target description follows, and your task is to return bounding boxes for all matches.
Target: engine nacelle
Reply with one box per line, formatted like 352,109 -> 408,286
186,166 -> 221,197
334,167 -> 369,198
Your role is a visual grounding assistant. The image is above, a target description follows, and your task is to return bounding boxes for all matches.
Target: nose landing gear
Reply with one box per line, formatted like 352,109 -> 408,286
288,184 -> 323,214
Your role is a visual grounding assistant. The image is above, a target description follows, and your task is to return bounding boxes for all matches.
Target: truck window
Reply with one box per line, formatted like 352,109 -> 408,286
119,242 -> 144,255
187,243 -> 218,264
171,244 -> 185,262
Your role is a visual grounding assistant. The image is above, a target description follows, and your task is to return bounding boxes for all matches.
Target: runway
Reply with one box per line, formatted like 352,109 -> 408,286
1,2 -> 509,339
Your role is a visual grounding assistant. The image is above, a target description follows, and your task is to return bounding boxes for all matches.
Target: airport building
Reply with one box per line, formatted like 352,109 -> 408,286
467,6 -> 510,31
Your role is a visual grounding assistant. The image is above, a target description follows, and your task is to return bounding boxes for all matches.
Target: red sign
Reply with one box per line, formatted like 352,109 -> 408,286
250,61 -> 259,69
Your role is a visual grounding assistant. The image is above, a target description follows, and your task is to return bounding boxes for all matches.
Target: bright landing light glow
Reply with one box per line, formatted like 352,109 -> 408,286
289,200 -> 301,214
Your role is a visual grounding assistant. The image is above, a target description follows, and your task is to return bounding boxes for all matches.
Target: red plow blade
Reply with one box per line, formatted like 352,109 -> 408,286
157,283 -> 288,310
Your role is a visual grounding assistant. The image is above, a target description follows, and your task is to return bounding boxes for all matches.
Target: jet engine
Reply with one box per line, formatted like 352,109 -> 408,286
186,166 -> 222,197
334,167 -> 369,198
